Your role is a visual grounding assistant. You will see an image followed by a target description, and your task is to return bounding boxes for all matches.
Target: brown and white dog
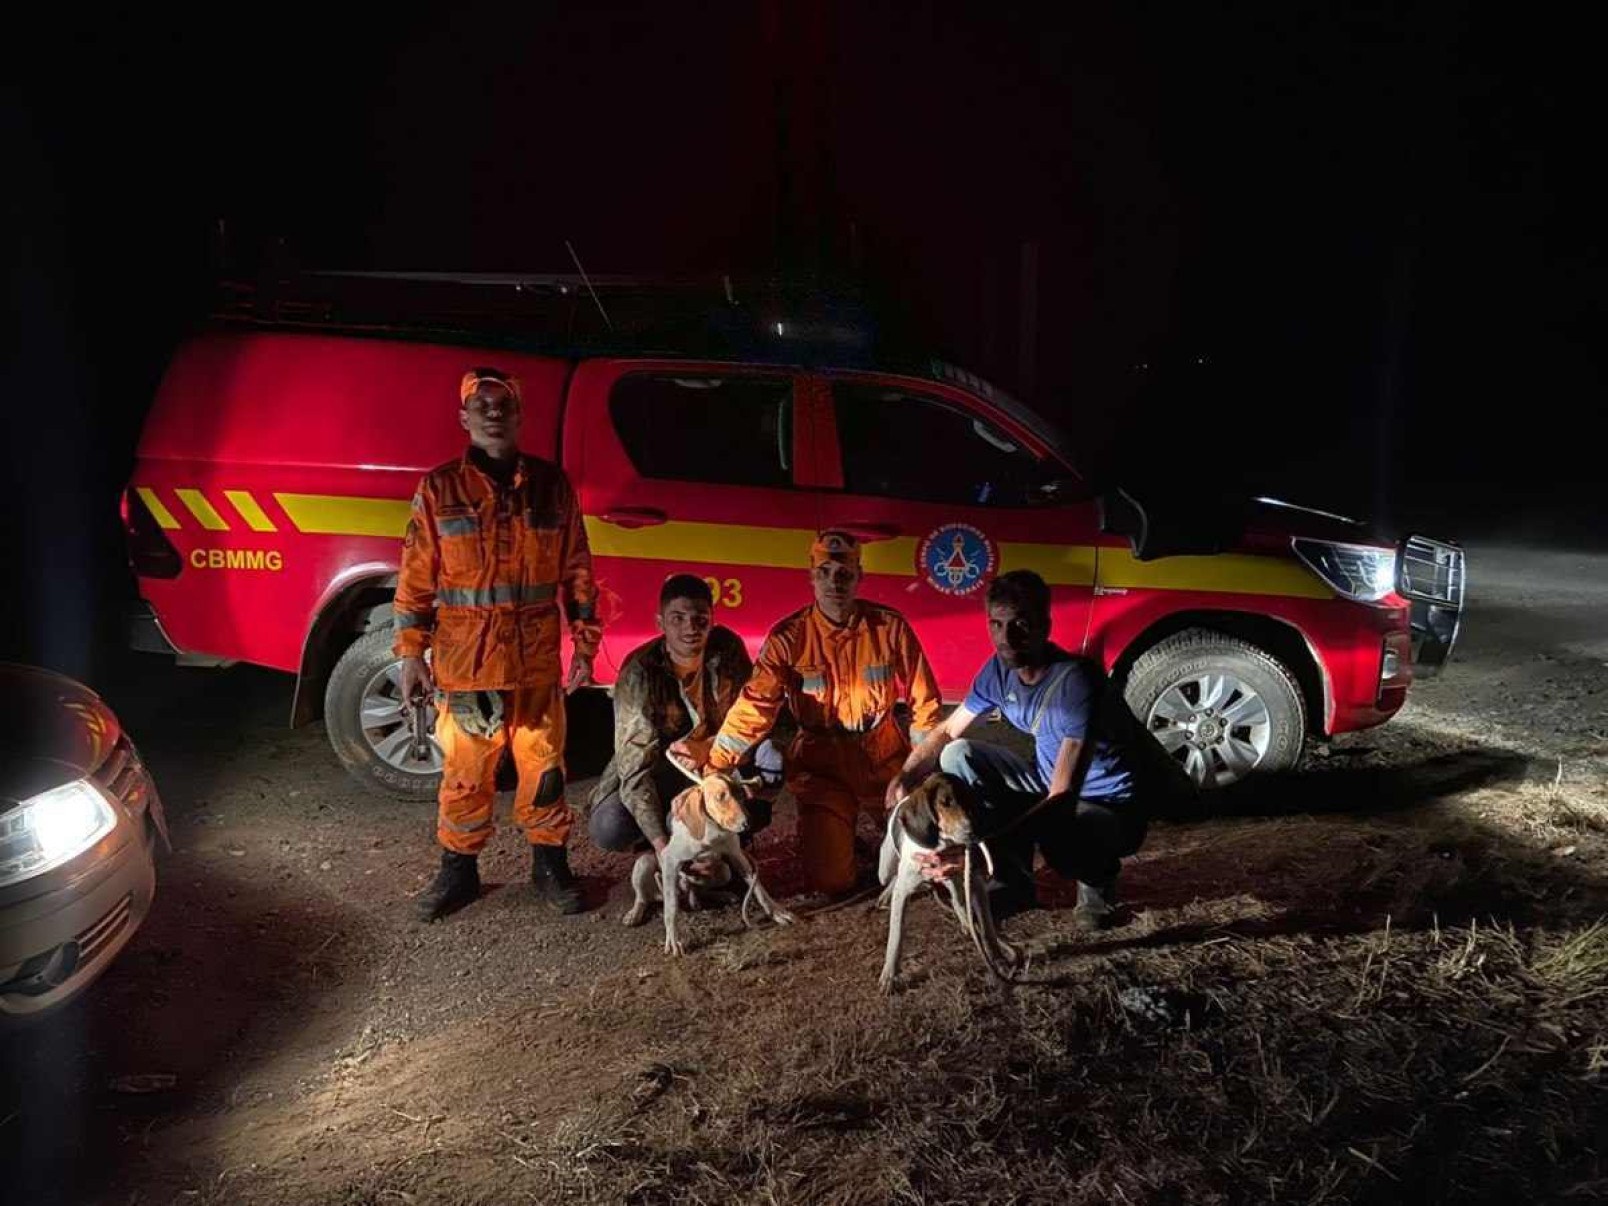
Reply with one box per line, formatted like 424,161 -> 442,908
876,771 -> 1019,991
623,770 -> 797,955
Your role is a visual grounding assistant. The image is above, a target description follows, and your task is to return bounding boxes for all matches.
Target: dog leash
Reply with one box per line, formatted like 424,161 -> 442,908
961,843 -> 1018,982
666,751 -> 704,785
889,797 -> 1016,982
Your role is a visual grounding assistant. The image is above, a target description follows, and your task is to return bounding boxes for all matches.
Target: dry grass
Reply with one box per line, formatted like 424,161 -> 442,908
364,870 -> 1608,1204
183,746 -> 1608,1206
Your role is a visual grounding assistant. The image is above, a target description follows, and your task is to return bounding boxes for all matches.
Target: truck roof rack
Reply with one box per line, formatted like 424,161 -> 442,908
210,268 -> 880,366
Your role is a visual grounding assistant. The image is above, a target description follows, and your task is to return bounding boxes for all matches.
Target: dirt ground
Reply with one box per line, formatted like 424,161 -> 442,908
5,542 -> 1607,1205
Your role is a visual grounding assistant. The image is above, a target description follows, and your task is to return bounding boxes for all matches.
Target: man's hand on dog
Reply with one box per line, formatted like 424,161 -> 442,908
914,848 -> 966,882
667,738 -> 711,779
885,766 -> 927,813
665,744 -> 702,788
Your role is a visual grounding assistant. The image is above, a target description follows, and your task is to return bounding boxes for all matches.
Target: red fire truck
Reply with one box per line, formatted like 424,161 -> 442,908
123,276 -> 1464,797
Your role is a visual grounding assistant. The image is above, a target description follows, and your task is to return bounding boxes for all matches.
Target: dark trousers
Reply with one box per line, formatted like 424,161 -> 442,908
588,761 -> 772,852
938,738 -> 1147,888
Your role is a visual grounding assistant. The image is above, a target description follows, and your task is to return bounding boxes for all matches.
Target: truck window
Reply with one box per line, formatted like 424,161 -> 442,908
609,375 -> 792,487
832,383 -> 1047,506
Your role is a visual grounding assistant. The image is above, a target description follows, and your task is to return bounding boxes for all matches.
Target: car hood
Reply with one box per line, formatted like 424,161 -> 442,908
1242,496 -> 1382,547
0,664 -> 123,803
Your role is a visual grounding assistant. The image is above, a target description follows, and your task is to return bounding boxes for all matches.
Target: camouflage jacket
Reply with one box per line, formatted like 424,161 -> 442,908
593,626 -> 753,844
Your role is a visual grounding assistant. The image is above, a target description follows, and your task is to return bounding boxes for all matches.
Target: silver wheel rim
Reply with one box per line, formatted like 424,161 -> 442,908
358,660 -> 443,777
1146,671 -> 1272,788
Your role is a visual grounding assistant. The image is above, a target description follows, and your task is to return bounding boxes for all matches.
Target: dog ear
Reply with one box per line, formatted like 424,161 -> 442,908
897,775 -> 941,847
938,771 -> 978,812
671,784 -> 708,842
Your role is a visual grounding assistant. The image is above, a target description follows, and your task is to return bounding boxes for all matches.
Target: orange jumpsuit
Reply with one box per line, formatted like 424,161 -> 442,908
708,601 -> 942,894
394,450 -> 600,854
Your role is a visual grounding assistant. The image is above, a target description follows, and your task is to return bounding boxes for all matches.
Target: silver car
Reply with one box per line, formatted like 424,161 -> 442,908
1,665 -> 165,1019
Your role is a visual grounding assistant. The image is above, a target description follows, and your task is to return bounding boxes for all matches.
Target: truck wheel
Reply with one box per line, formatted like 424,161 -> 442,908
325,629 -> 442,800
1123,630 -> 1306,789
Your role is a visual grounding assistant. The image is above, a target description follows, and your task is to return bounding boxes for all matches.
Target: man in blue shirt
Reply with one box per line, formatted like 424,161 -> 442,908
886,570 -> 1166,929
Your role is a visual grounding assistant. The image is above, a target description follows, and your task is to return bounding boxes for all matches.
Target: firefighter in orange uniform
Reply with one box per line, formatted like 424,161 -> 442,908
395,367 -> 600,921
693,530 -> 943,897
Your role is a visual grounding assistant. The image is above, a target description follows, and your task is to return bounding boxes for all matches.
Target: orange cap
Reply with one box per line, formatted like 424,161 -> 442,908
459,367 -> 522,406
809,529 -> 862,570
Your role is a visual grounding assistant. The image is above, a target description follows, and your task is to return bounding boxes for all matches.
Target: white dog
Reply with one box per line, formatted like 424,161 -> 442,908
877,771 -> 1019,992
622,770 -> 797,955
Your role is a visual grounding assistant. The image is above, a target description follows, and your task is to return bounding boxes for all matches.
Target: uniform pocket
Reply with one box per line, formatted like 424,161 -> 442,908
517,607 -> 563,681
437,506 -> 481,578
794,664 -> 832,726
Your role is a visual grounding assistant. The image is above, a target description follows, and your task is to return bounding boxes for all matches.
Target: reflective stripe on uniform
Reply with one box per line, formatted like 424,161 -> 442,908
437,583 -> 557,607
863,663 -> 891,684
438,515 -> 479,537
439,816 -> 493,835
715,732 -> 751,756
395,611 -> 434,630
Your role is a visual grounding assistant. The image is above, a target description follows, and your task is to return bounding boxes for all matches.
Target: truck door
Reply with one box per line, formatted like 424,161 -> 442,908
564,360 -> 825,672
806,371 -> 1099,698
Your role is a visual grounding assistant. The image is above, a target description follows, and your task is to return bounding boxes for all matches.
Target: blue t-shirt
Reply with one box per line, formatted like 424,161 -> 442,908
963,649 -> 1135,800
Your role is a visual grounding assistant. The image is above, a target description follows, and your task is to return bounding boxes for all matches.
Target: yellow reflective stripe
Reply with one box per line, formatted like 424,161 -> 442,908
134,487 -> 180,530
224,490 -> 278,532
246,496 -> 1329,602
999,541 -> 1097,587
584,518 -> 1326,598
860,538 -> 919,576
584,518 -> 843,571
275,493 -> 411,537
1096,549 -> 1332,600
175,488 -> 230,531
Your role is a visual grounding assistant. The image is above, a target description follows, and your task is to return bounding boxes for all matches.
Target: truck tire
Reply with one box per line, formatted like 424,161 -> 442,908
325,628 -> 443,800
1122,630 -> 1306,789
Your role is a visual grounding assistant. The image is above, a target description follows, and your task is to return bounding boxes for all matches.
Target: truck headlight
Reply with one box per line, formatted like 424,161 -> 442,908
0,780 -> 119,887
1292,538 -> 1399,603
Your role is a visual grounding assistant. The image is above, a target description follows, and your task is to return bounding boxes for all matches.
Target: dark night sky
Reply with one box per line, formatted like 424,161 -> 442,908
2,2 -> 1601,671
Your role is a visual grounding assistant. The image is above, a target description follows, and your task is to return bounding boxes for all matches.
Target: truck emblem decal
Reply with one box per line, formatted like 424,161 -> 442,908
917,524 -> 996,596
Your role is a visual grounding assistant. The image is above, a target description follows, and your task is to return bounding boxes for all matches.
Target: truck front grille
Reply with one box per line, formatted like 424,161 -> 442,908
1398,536 -> 1465,608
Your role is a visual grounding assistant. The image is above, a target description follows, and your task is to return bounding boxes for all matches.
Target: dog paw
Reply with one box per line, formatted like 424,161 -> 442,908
663,936 -> 685,956
878,970 -> 897,994
622,902 -> 649,928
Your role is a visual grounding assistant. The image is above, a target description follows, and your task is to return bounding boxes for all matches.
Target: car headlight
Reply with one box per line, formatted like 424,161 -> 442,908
0,780 -> 119,887
1292,538 -> 1399,603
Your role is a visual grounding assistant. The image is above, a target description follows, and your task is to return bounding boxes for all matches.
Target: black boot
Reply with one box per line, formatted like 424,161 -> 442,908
415,851 -> 480,923
531,844 -> 583,914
